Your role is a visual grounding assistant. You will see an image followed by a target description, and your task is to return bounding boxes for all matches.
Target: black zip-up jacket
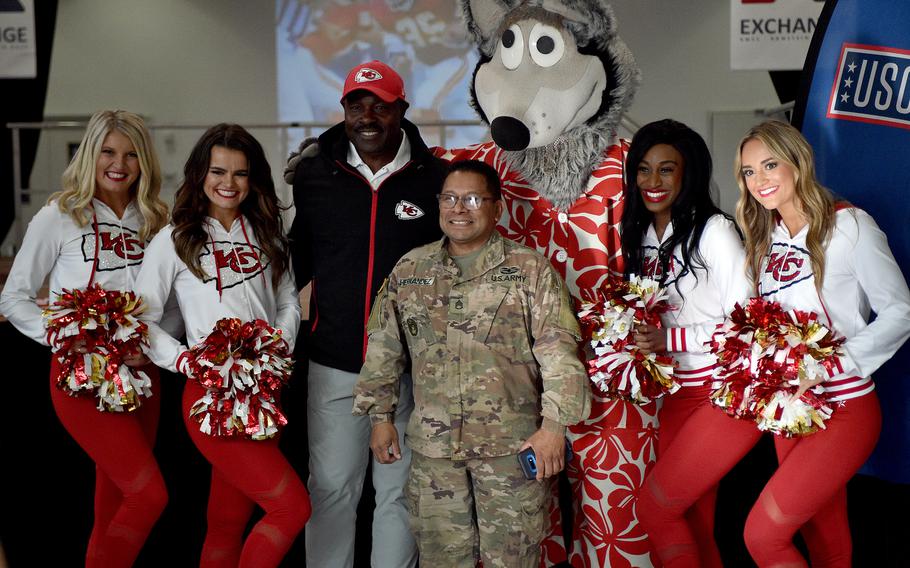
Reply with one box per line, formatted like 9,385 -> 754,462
289,119 -> 446,373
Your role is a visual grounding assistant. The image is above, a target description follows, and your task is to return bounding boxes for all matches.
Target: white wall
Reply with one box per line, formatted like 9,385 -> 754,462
15,0 -> 282,253
15,0 -> 785,250
612,0 -> 781,212
45,0 -> 277,123
616,1 -> 777,132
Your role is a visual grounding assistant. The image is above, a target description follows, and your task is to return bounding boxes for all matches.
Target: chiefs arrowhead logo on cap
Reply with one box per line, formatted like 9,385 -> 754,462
355,68 -> 383,83
341,60 -> 407,103
395,200 -> 424,220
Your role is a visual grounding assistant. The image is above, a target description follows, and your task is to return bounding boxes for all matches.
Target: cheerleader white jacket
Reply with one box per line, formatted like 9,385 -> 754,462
641,214 -> 752,387
0,199 -> 181,344
757,207 -> 910,402
135,217 -> 301,373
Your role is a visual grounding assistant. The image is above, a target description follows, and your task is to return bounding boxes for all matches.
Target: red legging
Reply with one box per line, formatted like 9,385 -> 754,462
49,359 -> 168,567
182,381 -> 311,568
657,385 -> 722,568
639,392 -> 881,568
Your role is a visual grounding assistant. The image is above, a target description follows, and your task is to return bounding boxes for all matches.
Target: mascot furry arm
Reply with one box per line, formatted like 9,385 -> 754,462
438,0 -> 641,302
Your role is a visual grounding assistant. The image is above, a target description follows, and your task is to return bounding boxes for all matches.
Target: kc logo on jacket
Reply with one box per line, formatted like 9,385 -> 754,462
642,246 -> 682,286
81,223 -> 145,270
200,241 -> 269,289
759,243 -> 812,295
394,200 -> 424,220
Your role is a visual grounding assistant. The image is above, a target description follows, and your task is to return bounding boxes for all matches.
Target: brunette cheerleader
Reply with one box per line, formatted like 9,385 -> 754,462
135,123 -> 310,567
622,119 -> 750,567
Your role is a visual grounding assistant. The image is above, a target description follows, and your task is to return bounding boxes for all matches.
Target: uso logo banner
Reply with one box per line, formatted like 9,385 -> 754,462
826,44 -> 910,129
794,0 -> 910,484
731,0 -> 825,70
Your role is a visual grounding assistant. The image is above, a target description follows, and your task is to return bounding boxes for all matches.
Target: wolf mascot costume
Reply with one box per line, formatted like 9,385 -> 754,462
439,2 -> 658,567
285,1 -> 657,565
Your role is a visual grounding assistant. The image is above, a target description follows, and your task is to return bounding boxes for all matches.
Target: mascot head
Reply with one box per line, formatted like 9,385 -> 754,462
461,0 -> 640,209
462,0 -> 640,151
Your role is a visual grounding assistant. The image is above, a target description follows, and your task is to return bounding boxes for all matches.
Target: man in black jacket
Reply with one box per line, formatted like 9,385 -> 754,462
288,60 -> 446,568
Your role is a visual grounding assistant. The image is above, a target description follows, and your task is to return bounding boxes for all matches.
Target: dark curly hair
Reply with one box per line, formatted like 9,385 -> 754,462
172,123 -> 289,288
621,119 -> 729,290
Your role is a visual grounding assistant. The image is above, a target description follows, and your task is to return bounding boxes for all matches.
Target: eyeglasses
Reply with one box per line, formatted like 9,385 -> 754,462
437,193 -> 496,210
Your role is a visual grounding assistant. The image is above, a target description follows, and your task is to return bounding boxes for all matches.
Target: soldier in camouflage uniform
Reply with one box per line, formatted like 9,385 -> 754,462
353,160 -> 591,568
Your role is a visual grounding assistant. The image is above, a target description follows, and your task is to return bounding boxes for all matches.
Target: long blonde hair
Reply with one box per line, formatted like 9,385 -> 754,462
51,109 -> 168,241
734,120 -> 835,291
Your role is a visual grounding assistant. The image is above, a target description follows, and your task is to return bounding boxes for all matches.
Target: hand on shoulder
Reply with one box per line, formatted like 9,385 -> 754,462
283,137 -> 320,185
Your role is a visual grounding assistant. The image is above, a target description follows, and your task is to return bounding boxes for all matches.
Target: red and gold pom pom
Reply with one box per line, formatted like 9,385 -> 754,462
578,275 -> 678,404
709,298 -> 843,436
43,284 -> 151,412
184,318 -> 292,440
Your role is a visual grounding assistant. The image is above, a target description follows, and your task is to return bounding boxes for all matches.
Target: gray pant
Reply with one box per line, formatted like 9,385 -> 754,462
305,360 -> 416,568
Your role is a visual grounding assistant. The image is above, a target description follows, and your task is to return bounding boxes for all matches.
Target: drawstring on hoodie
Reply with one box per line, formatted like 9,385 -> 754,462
87,211 -> 101,288
768,222 -> 834,327
86,206 -> 132,289
239,216 -> 268,291
115,213 -> 131,290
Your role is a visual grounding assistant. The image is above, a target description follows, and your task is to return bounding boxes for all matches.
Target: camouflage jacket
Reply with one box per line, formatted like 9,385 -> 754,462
353,231 -> 590,459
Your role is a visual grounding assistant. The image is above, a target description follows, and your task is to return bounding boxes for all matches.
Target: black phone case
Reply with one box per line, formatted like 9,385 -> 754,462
518,447 -> 537,479
517,439 -> 574,480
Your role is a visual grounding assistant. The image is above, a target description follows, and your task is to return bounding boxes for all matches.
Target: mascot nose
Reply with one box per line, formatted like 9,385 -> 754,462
490,116 -> 530,151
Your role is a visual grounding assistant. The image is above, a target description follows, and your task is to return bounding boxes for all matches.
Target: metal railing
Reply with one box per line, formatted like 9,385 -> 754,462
5,113 -> 646,253
4,119 -> 486,253
761,100 -> 795,119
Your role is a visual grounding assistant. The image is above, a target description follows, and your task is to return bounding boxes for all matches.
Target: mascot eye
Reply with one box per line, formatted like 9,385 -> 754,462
500,24 -> 524,70
502,28 -> 515,48
528,23 -> 564,68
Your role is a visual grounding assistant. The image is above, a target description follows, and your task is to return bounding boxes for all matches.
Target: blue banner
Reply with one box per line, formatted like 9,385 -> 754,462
794,0 -> 910,483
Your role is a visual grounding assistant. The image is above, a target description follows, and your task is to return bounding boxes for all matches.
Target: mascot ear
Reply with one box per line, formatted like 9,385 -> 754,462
461,0 -> 511,54
545,0 -> 619,50
540,0 -> 587,24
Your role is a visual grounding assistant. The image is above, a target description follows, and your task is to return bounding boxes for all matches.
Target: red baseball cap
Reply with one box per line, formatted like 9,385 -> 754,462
340,60 -> 407,104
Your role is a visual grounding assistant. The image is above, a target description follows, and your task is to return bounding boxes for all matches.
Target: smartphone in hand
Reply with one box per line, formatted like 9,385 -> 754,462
518,438 -> 574,480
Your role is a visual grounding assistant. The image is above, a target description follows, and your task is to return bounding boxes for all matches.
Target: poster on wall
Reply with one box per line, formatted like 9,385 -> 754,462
731,0 -> 825,70
275,0 -> 485,147
793,0 -> 910,484
0,0 -> 36,78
